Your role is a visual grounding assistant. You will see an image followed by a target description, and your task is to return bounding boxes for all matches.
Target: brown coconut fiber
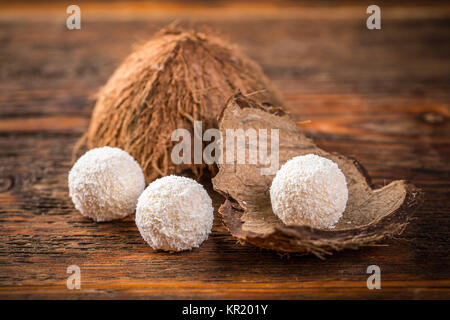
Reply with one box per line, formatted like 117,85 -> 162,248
75,26 -> 283,183
212,93 -> 424,258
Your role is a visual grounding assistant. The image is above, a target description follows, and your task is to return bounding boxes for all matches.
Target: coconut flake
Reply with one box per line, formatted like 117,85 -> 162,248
135,175 -> 213,252
270,154 -> 348,229
68,146 -> 145,222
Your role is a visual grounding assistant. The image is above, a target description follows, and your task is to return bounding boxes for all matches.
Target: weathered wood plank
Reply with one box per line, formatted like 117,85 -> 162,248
0,3 -> 448,299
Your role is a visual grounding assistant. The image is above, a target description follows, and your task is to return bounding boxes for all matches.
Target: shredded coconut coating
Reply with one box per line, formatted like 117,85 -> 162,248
135,175 -> 214,252
270,154 -> 348,229
68,146 -> 145,222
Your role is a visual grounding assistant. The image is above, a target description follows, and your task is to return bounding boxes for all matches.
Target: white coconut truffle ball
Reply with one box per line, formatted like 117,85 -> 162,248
68,146 -> 145,222
270,154 -> 348,229
135,175 -> 214,252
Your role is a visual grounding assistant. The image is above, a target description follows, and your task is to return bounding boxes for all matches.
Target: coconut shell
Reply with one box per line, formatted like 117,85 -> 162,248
80,27 -> 283,183
212,93 -> 424,258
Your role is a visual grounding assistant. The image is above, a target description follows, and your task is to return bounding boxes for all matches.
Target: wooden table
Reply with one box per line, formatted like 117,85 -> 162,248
0,2 -> 449,299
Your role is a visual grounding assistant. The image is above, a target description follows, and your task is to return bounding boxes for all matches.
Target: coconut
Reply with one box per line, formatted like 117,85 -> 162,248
212,93 -> 424,258
77,27 -> 283,183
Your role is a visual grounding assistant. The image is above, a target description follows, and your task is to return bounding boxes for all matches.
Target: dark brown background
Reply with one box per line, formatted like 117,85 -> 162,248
0,1 -> 449,299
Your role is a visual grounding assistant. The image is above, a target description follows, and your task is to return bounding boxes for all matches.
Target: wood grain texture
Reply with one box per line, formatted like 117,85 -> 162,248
0,2 -> 449,299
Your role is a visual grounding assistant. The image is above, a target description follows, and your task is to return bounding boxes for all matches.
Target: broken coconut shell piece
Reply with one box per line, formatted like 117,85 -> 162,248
75,26 -> 283,184
212,93 -> 423,258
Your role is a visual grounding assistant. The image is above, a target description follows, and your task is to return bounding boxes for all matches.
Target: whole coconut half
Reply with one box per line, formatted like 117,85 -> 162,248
78,27 -> 283,183
212,93 -> 424,258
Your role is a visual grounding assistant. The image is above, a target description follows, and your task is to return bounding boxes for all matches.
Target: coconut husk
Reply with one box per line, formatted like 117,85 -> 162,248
212,93 -> 424,258
76,26 -> 283,183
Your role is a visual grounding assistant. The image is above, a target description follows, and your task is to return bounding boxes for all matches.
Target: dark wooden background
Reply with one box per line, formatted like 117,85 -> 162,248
0,1 -> 449,299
